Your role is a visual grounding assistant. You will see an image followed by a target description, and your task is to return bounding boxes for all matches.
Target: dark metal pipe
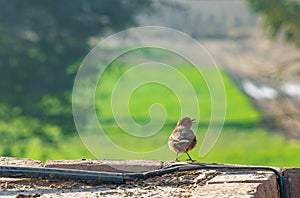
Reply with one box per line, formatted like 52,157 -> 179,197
0,165 -> 124,184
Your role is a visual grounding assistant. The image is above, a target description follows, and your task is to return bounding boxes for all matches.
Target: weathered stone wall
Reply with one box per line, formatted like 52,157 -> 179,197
282,168 -> 300,198
0,157 -> 298,197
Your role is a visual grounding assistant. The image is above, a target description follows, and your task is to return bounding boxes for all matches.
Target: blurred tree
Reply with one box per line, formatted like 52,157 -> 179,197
248,0 -> 300,47
0,0 -> 151,135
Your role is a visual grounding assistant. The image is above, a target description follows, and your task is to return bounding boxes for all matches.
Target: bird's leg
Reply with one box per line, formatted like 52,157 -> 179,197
175,153 -> 180,162
186,152 -> 195,162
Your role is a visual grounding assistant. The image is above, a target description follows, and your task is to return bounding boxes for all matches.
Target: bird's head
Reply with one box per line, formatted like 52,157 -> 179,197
177,117 -> 195,128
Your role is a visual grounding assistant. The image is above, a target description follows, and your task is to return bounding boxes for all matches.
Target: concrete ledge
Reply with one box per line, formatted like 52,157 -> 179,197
0,157 -> 299,197
255,173 -> 279,198
282,168 -> 300,198
44,159 -> 164,173
195,169 -> 279,197
0,157 -> 43,167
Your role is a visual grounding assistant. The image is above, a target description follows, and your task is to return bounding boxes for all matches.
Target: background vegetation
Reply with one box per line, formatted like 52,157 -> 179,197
249,0 -> 300,47
0,0 -> 300,166
0,0 -> 151,158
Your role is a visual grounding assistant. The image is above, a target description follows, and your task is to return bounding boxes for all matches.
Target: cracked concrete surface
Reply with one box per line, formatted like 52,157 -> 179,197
0,157 -> 282,198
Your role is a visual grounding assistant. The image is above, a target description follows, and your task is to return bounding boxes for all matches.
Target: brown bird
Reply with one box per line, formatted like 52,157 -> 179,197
168,117 -> 197,161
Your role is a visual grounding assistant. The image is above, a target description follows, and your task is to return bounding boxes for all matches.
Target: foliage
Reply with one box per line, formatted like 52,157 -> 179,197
0,0 -> 151,110
248,0 -> 300,47
0,0 -> 152,149
2,64 -> 299,166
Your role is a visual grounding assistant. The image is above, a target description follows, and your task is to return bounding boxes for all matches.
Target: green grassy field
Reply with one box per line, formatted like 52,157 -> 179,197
1,62 -> 300,167
91,63 -> 300,167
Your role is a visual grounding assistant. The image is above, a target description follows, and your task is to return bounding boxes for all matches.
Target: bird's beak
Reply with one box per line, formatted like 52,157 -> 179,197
191,119 -> 196,122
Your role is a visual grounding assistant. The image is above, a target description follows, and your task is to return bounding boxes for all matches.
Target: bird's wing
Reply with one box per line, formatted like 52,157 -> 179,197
172,126 -> 195,142
169,126 -> 196,152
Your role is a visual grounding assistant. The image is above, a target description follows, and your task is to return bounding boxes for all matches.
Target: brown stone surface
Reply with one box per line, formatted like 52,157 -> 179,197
0,168 -> 278,198
44,159 -> 164,173
282,168 -> 300,198
194,169 -> 278,198
255,173 -> 279,198
0,157 -> 285,198
0,157 -> 43,167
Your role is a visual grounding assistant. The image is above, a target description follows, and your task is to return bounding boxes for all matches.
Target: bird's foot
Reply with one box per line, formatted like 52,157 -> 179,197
185,152 -> 196,162
186,158 -> 196,162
